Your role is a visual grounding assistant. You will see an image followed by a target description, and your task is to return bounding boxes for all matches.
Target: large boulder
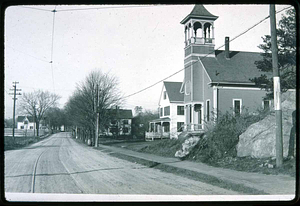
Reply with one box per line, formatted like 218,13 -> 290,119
236,91 -> 296,158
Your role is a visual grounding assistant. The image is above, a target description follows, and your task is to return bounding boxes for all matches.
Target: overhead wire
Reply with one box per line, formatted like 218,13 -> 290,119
121,5 -> 293,100
6,45 -> 50,63
50,6 -> 57,93
12,5 -> 293,102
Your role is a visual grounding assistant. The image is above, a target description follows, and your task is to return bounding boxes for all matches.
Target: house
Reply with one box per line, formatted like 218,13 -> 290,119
105,108 -> 133,137
146,82 -> 185,140
17,116 -> 39,130
148,5 -> 272,139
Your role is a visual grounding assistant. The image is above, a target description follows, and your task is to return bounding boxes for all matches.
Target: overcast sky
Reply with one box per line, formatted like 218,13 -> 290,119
4,4 -> 291,118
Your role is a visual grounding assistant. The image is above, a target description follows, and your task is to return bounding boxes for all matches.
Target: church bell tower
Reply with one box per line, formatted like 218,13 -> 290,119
181,5 -> 218,59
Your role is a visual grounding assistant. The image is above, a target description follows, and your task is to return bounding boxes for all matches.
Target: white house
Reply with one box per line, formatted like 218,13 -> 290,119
146,81 -> 185,140
17,116 -> 37,130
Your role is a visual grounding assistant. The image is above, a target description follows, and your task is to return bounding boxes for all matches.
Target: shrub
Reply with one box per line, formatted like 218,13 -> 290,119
192,108 -> 270,162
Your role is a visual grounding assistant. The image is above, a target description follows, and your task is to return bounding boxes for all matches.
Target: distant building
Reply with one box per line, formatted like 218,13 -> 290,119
17,116 -> 44,130
105,108 -> 133,136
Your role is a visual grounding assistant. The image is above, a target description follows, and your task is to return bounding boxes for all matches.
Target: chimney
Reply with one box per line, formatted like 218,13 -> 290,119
225,36 -> 230,59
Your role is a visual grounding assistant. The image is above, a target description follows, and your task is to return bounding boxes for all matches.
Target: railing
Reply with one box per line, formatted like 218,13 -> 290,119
145,132 -> 170,141
185,38 -> 214,46
183,124 -> 204,132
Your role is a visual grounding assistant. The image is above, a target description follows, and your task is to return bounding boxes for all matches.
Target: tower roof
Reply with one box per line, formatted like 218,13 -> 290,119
181,4 -> 218,24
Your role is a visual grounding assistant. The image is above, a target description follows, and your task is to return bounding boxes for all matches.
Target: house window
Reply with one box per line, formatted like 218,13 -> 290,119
164,91 -> 167,100
233,99 -> 242,116
177,106 -> 184,115
160,108 -> 163,117
123,120 -> 128,124
21,126 -> 24,129
206,100 -> 210,121
123,127 -> 129,133
177,122 -> 184,132
163,123 -> 170,132
30,126 -> 33,129
263,100 -> 271,110
164,106 -> 170,116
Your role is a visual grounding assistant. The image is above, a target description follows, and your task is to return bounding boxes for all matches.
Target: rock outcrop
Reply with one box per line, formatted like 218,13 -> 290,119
175,136 -> 200,159
236,91 -> 296,158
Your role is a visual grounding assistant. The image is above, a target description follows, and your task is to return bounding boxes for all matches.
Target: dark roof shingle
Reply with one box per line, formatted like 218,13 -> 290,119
201,50 -> 272,84
164,82 -> 184,102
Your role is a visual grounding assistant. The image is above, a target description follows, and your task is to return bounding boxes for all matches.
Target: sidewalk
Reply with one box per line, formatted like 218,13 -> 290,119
97,144 -> 296,195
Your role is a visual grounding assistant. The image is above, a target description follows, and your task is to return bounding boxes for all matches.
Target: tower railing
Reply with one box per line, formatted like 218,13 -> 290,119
185,37 -> 215,46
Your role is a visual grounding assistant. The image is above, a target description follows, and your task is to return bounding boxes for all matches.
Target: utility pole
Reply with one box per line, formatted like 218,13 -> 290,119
9,82 -> 22,142
270,4 -> 283,167
95,84 -> 99,148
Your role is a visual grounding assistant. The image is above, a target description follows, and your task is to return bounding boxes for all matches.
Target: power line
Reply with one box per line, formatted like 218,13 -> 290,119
20,6 -> 53,12
19,4 -> 171,13
121,5 -> 292,100
6,45 -> 50,63
50,6 -> 57,93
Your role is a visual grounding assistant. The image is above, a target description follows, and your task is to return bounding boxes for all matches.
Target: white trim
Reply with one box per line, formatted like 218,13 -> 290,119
233,99 -> 242,115
208,82 -> 256,86
212,86 -> 263,91
170,101 -> 184,103
185,80 -> 191,95
191,58 -> 193,101
185,53 -> 215,60
213,86 -> 218,120
158,83 -> 165,107
180,77 -> 185,94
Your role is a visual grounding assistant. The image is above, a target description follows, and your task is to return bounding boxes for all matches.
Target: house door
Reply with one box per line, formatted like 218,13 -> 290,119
194,104 -> 203,130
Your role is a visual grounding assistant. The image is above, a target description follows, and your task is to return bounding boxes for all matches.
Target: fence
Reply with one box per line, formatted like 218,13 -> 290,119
4,128 -> 49,137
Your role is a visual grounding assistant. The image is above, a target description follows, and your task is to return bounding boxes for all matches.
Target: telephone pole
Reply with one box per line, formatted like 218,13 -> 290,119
270,4 -> 283,167
95,84 -> 99,148
9,82 -> 22,142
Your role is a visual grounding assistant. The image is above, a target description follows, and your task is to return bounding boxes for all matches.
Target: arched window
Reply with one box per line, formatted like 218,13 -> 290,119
204,22 -> 212,39
188,23 -> 192,39
193,22 -> 202,38
185,26 -> 188,43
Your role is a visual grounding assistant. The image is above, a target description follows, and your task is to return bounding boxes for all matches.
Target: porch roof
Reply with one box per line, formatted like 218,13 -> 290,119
150,117 -> 171,123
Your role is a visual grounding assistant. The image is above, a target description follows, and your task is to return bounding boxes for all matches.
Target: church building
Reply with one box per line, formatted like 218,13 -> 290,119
147,5 -> 272,139
180,4 -> 271,132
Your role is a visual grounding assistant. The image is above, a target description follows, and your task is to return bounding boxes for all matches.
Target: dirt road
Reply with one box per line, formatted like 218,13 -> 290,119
5,132 -> 239,196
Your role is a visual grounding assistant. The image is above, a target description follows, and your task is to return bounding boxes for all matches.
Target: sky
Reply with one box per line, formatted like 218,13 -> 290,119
4,4 -> 292,118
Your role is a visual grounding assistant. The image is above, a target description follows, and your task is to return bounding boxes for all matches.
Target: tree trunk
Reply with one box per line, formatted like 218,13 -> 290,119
36,121 -> 40,137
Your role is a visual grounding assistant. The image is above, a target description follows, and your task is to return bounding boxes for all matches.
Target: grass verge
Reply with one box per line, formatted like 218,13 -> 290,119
108,139 -> 296,177
107,152 -> 268,195
4,135 -> 50,151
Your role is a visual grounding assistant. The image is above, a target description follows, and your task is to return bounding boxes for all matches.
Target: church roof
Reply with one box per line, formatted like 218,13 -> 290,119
181,4 -> 218,24
164,81 -> 184,102
201,50 -> 272,84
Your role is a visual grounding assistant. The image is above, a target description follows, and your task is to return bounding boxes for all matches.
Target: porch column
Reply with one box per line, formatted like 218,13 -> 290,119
191,104 -> 194,131
213,86 -> 218,122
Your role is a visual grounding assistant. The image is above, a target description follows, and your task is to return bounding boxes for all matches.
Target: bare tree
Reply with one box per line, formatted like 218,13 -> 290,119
19,90 -> 60,136
65,70 -> 123,143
